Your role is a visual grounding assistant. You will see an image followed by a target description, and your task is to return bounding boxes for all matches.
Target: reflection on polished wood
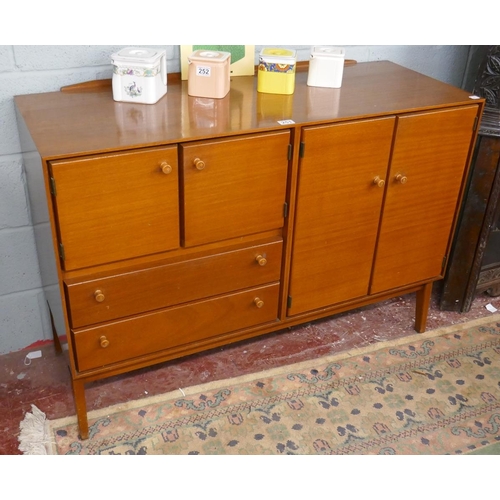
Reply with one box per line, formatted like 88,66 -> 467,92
18,61 -> 476,159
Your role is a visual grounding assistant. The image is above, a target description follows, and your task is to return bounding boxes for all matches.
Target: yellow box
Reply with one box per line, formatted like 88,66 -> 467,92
257,48 -> 297,95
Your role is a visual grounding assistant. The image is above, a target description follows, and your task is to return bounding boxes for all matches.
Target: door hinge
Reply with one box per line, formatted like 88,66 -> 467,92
288,144 -> 293,161
299,142 -> 305,158
287,296 -> 292,308
473,116 -> 479,132
59,243 -> 65,261
442,255 -> 447,272
49,177 -> 57,196
283,202 -> 288,218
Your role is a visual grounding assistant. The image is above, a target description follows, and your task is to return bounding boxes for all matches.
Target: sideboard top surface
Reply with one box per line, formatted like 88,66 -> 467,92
15,61 -> 481,160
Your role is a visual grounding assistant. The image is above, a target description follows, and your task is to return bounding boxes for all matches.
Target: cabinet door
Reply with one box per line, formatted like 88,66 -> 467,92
50,147 -> 179,271
181,131 -> 290,247
370,106 -> 479,293
288,117 -> 395,316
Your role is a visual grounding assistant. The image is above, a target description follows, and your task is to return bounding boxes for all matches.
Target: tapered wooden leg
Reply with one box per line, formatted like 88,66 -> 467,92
72,378 -> 89,440
48,302 -> 63,354
415,282 -> 433,333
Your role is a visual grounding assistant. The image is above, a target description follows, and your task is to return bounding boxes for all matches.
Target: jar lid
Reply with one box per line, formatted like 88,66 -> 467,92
311,46 -> 345,58
111,47 -> 165,65
260,48 -> 297,64
188,50 -> 231,63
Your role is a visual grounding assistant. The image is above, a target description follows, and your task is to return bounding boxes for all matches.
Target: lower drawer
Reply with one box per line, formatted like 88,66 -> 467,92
65,239 -> 283,328
73,282 -> 280,372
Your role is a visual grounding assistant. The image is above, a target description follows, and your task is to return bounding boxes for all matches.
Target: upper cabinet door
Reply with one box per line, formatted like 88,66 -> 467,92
370,105 -> 479,293
288,117 -> 395,316
181,131 -> 290,247
50,147 -> 179,271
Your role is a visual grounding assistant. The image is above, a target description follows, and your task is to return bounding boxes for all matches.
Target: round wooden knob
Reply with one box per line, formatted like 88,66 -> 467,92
373,176 -> 385,188
99,336 -> 110,348
395,173 -> 408,184
254,297 -> 264,308
94,290 -> 105,303
161,162 -> 172,175
255,255 -> 267,266
194,158 -> 206,170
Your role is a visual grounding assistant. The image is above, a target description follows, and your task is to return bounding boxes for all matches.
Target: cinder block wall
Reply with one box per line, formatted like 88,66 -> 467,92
0,45 -> 480,355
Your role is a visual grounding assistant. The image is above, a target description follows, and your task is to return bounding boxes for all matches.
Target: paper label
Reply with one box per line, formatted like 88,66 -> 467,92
196,65 -> 212,77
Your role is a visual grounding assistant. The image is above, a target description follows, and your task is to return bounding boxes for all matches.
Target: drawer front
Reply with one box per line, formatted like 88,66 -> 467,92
73,283 -> 281,372
181,131 -> 290,247
66,239 -> 283,328
50,147 -> 180,271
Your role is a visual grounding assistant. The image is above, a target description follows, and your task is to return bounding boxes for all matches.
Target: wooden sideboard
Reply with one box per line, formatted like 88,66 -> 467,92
15,61 -> 484,439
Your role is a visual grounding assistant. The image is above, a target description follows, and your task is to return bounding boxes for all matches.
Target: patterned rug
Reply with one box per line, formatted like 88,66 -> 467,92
19,315 -> 500,455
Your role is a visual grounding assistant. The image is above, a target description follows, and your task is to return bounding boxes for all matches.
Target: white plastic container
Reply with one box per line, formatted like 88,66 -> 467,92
111,47 -> 167,104
307,46 -> 345,88
188,50 -> 231,99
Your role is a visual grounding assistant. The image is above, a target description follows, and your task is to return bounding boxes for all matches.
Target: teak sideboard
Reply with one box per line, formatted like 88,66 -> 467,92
15,61 -> 484,439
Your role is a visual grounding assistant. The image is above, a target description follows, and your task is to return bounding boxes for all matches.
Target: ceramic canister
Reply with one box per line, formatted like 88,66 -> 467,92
257,48 -> 297,95
187,50 -> 231,99
111,47 -> 167,104
307,46 -> 346,88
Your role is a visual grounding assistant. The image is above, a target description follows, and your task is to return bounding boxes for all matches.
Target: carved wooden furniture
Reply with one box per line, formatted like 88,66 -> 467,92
440,46 -> 500,311
15,61 -> 483,439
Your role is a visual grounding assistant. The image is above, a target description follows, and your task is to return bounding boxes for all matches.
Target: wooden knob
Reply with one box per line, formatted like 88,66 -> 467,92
94,290 -> 105,303
161,162 -> 172,175
395,173 -> 408,184
194,158 -> 206,170
99,336 -> 110,348
254,297 -> 264,308
255,255 -> 267,266
373,176 -> 385,188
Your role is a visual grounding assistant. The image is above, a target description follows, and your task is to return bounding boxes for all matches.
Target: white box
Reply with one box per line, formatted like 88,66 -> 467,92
111,47 -> 167,104
307,46 -> 345,89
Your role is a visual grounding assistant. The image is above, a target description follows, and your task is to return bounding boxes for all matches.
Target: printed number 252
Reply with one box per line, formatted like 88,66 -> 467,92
197,66 -> 211,77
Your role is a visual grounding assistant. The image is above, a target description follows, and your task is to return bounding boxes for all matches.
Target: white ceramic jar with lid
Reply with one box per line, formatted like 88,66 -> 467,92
111,47 -> 167,104
307,46 -> 345,88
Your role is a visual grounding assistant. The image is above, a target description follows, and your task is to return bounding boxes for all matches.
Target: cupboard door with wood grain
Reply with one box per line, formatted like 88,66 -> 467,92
288,117 -> 395,316
50,147 -> 179,271
370,106 -> 479,293
181,131 -> 290,247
